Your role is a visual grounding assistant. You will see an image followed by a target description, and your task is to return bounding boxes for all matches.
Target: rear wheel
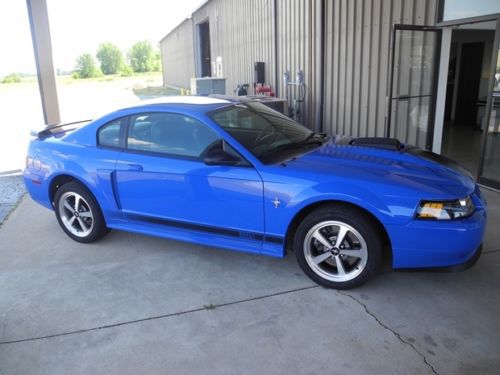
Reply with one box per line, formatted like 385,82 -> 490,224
54,181 -> 109,243
294,205 -> 382,289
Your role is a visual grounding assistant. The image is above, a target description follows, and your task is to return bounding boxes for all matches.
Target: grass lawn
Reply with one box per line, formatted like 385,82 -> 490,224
0,72 -> 181,95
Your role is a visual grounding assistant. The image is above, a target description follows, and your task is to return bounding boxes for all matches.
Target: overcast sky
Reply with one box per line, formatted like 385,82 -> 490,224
0,0 -> 204,76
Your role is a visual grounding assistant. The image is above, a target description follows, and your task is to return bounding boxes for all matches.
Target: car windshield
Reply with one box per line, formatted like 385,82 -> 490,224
210,102 -> 326,164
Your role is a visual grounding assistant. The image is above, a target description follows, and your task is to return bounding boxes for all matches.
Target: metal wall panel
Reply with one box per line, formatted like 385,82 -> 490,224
161,0 -> 275,95
160,0 -> 438,136
207,0 -> 275,96
276,0 -> 321,128
323,0 -> 438,137
160,19 -> 195,89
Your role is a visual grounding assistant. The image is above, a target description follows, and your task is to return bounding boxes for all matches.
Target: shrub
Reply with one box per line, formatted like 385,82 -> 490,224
119,64 -> 134,77
2,73 -> 22,84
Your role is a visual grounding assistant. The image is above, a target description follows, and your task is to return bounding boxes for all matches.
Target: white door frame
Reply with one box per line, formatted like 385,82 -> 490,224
432,27 -> 452,153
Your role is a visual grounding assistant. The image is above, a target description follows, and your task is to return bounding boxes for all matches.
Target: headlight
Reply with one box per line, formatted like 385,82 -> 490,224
416,196 -> 475,220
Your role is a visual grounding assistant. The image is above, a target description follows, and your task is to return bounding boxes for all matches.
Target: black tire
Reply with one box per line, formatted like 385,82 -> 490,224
294,204 -> 382,289
54,181 -> 109,243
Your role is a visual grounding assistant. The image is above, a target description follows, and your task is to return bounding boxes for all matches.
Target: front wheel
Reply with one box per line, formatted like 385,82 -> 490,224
54,181 -> 109,243
294,205 -> 382,289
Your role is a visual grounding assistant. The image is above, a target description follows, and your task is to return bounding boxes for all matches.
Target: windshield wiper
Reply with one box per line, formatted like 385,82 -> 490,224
260,133 -> 325,156
296,133 -> 325,145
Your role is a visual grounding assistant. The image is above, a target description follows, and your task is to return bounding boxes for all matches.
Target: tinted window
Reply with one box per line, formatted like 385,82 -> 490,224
127,113 -> 219,158
98,120 -> 122,147
210,102 -> 324,164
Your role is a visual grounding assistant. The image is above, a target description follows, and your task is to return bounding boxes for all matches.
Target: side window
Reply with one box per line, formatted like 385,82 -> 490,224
127,113 -> 220,158
98,119 -> 122,148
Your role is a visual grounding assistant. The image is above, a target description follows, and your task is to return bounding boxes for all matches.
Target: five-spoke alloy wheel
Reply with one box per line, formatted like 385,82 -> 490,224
54,181 -> 109,243
294,205 -> 381,289
58,191 -> 94,238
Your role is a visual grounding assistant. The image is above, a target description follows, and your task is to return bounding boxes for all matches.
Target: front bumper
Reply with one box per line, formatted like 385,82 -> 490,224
397,243 -> 482,272
387,192 -> 486,269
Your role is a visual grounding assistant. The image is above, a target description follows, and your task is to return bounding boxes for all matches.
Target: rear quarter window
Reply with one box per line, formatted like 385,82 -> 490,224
98,119 -> 122,147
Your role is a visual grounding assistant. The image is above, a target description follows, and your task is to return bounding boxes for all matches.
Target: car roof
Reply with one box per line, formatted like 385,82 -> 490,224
120,95 -> 237,114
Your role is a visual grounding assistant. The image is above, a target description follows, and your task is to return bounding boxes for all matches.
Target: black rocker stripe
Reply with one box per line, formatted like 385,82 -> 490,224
265,236 -> 284,244
128,214 -> 284,245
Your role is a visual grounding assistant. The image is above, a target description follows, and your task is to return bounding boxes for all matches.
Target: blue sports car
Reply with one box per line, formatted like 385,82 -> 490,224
24,96 -> 486,289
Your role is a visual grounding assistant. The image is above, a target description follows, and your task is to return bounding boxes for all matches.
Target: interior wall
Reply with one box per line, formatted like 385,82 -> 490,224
449,29 -> 495,120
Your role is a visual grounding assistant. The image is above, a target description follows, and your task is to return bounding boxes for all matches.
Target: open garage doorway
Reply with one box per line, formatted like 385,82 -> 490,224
441,22 -> 496,175
196,20 -> 211,77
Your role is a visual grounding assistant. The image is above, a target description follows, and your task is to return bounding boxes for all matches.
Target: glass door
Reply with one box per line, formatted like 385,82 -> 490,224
387,25 -> 442,149
479,18 -> 500,188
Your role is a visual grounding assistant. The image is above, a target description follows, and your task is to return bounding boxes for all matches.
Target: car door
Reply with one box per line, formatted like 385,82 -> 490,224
114,111 -> 265,244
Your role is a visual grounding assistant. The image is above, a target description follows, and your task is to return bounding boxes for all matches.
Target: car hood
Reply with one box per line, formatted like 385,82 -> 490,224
284,137 -> 475,199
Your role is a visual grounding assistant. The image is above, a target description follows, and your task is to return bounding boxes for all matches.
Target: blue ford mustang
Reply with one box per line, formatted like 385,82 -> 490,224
24,96 -> 486,289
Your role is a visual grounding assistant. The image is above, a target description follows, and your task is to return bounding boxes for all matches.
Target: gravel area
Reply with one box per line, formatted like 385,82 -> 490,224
0,173 -> 26,225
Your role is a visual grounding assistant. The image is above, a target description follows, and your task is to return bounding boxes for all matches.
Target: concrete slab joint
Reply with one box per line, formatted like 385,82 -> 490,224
337,290 -> 440,375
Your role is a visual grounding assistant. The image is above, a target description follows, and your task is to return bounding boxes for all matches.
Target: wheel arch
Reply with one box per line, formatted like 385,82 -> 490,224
284,200 -> 393,269
49,174 -> 93,208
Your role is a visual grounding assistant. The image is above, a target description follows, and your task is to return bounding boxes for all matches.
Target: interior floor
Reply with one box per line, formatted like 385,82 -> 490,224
481,131 -> 500,182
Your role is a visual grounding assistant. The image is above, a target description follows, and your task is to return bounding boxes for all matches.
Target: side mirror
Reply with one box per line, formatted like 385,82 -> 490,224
203,140 -> 242,166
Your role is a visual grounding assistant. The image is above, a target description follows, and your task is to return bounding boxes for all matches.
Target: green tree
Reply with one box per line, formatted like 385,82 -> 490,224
128,41 -> 155,73
96,42 -> 124,75
151,51 -> 161,72
74,53 -> 101,78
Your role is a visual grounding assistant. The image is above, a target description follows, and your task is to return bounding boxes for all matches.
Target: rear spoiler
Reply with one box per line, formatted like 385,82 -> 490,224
31,119 -> 92,139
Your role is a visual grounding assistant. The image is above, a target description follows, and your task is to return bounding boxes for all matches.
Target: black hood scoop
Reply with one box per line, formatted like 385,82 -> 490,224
348,137 -> 403,150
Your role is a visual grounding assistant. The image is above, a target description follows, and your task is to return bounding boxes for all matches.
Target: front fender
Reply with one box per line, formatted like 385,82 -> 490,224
261,174 -> 418,238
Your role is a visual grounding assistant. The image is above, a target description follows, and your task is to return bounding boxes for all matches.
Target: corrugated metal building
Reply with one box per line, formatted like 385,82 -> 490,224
160,18 -> 195,89
160,0 -> 437,137
160,0 -> 500,188
160,0 -> 323,128
324,0 -> 436,138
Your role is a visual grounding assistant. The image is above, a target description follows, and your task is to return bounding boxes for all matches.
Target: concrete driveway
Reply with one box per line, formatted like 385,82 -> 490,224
0,190 -> 499,375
